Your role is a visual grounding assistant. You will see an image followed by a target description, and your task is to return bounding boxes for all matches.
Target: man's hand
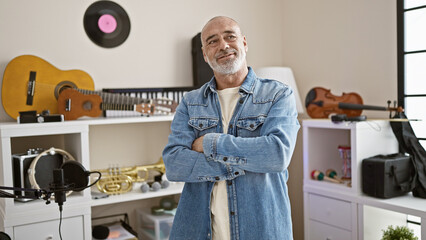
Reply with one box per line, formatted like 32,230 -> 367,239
191,136 -> 204,153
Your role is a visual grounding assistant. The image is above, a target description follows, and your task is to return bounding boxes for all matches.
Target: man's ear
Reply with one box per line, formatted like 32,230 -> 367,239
243,36 -> 248,52
202,47 -> 208,63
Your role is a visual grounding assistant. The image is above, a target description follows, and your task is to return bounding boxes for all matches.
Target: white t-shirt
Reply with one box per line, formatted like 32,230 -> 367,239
211,86 -> 240,240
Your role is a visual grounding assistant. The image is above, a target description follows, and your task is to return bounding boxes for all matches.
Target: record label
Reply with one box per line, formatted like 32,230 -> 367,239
98,14 -> 117,33
83,1 -> 131,48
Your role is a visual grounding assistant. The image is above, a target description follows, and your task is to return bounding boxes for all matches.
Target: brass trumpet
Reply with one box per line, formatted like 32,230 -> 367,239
95,158 -> 166,195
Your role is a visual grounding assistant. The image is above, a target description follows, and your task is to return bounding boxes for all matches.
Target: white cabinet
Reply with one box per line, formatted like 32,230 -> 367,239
0,116 -> 183,239
308,194 -> 352,231
309,220 -> 351,240
14,215 -> 84,240
303,120 -> 426,240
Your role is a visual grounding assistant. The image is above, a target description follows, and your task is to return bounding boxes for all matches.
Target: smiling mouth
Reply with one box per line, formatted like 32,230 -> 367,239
217,53 -> 235,60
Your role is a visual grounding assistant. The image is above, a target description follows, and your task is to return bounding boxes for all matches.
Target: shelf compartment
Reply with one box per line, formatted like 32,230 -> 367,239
303,120 -> 399,195
304,126 -> 352,191
90,182 -> 184,207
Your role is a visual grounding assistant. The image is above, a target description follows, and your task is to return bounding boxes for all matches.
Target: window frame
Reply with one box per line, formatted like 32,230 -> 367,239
397,1 -> 426,141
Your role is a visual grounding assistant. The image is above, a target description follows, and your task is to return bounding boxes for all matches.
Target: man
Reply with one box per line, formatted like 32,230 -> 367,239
162,16 -> 300,240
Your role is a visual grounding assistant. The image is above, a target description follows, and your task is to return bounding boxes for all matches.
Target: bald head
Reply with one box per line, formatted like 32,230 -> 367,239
201,16 -> 243,47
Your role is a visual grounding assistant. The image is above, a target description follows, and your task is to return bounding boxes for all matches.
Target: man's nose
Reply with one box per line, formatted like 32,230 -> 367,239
218,38 -> 229,50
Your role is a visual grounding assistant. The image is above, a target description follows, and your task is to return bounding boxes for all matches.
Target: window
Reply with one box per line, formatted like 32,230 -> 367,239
397,1 -> 426,148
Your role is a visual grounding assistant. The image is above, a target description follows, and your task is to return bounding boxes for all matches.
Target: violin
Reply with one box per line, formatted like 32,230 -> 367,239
305,87 -> 404,119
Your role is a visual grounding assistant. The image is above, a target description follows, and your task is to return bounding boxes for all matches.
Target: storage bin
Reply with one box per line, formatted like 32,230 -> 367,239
136,208 -> 174,240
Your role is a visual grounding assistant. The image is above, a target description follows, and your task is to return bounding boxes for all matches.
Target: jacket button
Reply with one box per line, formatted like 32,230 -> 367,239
223,157 -> 228,161
239,99 -> 244,104
229,124 -> 233,128
249,124 -> 254,128
215,176 -> 220,180
230,211 -> 235,215
199,123 -> 203,128
228,181 -> 232,185
235,172 -> 239,175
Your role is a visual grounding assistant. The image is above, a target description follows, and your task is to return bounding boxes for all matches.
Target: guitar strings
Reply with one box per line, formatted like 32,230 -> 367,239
35,82 -> 175,114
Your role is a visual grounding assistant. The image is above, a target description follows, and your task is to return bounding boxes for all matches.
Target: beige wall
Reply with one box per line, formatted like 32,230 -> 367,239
282,1 -> 397,239
0,0 -> 398,239
281,0 -> 397,116
0,0 -> 284,121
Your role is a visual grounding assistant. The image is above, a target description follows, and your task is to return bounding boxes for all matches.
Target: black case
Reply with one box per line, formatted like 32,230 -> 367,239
362,153 -> 414,199
12,149 -> 63,200
191,32 -> 214,88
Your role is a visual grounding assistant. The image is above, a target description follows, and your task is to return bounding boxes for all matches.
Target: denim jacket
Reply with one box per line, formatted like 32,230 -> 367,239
163,67 -> 300,240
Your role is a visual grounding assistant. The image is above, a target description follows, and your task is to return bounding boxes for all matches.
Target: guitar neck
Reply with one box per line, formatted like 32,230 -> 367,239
100,102 -> 135,111
76,88 -> 176,114
100,101 -> 156,114
77,89 -> 152,104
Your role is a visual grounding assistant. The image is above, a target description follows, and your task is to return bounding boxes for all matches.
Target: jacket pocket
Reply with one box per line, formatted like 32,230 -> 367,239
236,115 -> 266,137
188,117 -> 219,137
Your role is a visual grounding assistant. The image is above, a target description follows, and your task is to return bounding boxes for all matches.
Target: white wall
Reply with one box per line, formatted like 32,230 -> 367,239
0,0 -> 284,121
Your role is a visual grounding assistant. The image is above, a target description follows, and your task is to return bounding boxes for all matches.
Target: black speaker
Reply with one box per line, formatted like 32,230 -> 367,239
191,32 -> 214,88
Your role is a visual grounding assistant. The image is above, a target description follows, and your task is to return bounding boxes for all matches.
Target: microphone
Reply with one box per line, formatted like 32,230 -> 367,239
61,161 -> 90,191
52,169 -> 66,210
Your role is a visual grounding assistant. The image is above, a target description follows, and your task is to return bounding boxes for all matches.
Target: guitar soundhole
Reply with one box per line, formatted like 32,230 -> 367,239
83,101 -> 93,111
55,81 -> 77,99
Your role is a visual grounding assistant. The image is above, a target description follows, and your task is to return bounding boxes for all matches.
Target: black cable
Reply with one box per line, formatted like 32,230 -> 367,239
86,171 -> 102,188
59,207 -> 63,240
66,170 -> 102,192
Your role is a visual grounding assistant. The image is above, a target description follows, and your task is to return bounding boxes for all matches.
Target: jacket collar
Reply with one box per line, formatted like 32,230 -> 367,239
203,67 -> 256,97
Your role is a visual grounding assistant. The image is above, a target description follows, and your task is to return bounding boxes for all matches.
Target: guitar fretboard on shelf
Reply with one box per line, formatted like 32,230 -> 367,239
101,87 -> 194,117
102,87 -> 194,104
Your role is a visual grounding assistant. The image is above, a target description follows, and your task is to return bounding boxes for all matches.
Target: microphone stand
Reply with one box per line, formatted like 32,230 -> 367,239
0,185 -> 52,203
0,172 -> 71,240
0,166 -> 101,240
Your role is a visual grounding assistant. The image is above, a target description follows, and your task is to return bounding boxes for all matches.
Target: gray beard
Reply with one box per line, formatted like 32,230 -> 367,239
207,50 -> 246,75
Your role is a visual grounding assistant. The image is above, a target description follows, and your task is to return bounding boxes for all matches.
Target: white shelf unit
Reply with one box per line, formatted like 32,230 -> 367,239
303,119 -> 426,240
0,115 -> 182,239
90,182 -> 184,207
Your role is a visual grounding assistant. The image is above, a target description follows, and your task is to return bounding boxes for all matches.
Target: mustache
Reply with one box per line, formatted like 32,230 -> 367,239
215,49 -> 238,59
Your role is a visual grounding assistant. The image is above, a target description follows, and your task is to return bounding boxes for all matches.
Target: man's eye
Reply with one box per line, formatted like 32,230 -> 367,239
208,40 -> 217,45
227,35 -> 236,40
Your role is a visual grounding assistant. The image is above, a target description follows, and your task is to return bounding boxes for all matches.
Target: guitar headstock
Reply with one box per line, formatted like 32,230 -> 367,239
134,102 -> 156,115
153,98 -> 178,115
134,98 -> 177,116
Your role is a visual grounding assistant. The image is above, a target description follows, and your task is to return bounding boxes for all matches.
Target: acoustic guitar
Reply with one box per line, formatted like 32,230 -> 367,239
57,88 -> 177,120
2,55 -> 95,120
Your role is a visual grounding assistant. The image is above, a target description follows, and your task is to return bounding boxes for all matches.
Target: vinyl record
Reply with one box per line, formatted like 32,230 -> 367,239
83,1 -> 130,48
